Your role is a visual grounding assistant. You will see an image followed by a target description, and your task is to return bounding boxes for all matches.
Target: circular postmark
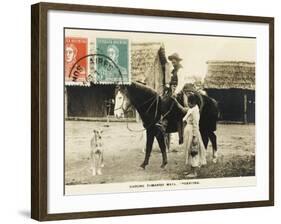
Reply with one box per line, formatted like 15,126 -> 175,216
68,54 -> 125,85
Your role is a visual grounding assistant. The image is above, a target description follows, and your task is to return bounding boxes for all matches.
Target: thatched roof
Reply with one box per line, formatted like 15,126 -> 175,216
204,60 -> 255,90
131,42 -> 166,82
131,42 -> 166,93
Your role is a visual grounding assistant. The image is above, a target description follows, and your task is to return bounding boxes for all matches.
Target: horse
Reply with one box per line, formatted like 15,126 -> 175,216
114,81 -> 219,169
114,82 -> 168,169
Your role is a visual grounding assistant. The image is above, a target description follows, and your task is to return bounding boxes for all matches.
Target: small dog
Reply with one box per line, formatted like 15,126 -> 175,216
90,129 -> 104,176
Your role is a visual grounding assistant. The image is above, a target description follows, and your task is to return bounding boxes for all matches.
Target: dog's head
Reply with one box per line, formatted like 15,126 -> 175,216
93,128 -> 103,140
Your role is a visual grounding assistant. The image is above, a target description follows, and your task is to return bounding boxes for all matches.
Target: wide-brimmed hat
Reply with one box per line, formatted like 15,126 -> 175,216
183,83 -> 196,92
168,53 -> 182,61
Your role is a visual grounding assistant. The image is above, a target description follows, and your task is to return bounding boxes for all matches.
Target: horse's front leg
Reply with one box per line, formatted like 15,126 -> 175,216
140,129 -> 155,169
155,129 -> 168,168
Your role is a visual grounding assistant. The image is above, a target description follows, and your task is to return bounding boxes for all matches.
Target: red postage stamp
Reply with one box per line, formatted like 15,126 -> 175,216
65,37 -> 88,84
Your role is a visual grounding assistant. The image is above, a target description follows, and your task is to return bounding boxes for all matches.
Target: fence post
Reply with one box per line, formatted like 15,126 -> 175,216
244,93 -> 248,124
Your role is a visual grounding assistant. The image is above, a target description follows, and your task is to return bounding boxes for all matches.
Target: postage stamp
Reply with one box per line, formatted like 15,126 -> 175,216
65,37 -> 88,85
96,38 -> 130,84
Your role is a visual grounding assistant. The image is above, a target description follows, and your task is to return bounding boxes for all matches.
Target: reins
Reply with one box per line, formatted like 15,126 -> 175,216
124,92 -> 174,133
125,95 -> 159,132
116,86 -> 175,133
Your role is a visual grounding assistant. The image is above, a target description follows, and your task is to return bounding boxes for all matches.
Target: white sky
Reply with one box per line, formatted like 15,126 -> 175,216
164,35 -> 256,78
66,29 -> 256,79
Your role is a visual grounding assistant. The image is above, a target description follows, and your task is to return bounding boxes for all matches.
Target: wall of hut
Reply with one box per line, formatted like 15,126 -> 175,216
204,61 -> 255,123
66,85 -> 114,118
206,89 -> 255,123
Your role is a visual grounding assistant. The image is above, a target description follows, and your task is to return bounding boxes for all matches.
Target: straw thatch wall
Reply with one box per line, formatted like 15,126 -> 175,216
204,61 -> 255,90
131,42 -> 166,94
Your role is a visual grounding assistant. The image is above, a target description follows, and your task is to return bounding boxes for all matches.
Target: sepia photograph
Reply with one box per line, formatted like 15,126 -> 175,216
64,28 -> 256,195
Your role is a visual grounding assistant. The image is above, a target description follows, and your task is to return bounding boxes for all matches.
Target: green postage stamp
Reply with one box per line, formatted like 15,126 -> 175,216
96,38 -> 130,84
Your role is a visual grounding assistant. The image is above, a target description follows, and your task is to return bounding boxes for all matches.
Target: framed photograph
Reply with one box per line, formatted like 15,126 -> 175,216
31,2 -> 274,221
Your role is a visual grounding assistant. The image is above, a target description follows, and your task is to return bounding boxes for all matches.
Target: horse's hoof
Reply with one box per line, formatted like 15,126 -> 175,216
213,151 -> 218,163
160,162 -> 168,169
140,163 -> 147,169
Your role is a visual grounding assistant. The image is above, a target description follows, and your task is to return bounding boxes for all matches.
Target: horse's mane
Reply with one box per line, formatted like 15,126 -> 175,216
127,81 -> 158,98
126,81 -> 161,128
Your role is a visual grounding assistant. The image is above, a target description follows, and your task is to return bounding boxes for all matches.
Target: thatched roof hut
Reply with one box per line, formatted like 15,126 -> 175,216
131,42 -> 167,94
204,61 -> 255,90
204,61 -> 256,123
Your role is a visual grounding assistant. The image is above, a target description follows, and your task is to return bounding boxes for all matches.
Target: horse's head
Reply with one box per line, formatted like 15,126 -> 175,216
114,86 -> 131,118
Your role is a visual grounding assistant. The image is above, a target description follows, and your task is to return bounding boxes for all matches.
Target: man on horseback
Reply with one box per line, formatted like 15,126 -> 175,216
161,53 -> 186,149
161,52 -> 218,162
165,53 -> 185,94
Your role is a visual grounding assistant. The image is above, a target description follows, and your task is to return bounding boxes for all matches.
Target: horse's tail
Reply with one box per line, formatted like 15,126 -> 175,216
210,97 -> 219,120
200,95 -> 219,131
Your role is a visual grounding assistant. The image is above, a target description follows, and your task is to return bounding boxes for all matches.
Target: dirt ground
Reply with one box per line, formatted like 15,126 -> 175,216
65,121 -> 255,185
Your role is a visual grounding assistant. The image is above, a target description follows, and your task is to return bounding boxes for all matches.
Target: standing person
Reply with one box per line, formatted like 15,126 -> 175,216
182,94 -> 206,178
175,83 -> 204,145
167,53 -> 185,94
172,84 -> 219,163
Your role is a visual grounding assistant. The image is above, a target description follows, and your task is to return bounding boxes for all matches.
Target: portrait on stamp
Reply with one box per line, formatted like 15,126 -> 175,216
95,38 -> 129,83
65,37 -> 88,83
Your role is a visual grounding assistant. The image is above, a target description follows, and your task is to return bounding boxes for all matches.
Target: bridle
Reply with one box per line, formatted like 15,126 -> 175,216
114,88 -> 134,114
115,87 -> 162,132
115,87 -> 158,114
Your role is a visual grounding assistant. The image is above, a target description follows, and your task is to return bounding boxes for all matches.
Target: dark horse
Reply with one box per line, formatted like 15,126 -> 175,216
114,81 -> 218,169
